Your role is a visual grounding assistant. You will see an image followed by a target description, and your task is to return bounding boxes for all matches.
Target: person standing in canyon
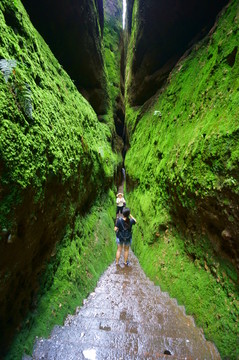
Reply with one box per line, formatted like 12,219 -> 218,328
116,192 -> 126,217
114,207 -> 137,266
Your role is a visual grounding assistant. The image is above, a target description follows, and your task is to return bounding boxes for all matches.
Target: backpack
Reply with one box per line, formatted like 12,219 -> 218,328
118,218 -> 131,241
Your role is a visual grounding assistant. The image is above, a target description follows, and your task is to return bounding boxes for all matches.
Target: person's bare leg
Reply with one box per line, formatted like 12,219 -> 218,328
116,244 -> 123,264
124,245 -> 130,264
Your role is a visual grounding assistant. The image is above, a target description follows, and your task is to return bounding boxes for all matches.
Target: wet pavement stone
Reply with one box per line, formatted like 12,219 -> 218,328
28,250 -> 221,359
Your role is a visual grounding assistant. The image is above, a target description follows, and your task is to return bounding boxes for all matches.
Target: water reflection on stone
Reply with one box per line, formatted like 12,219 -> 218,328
31,250 -> 221,359
83,349 -> 96,360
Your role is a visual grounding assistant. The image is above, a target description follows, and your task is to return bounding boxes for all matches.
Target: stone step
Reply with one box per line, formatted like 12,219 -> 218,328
33,327 -> 216,360
32,338 -> 193,360
51,315 -> 195,342
83,292 -> 174,312
70,306 -> 197,336
35,310 -> 217,359
30,250 -> 221,360
77,292 -> 194,332
95,273 -> 155,289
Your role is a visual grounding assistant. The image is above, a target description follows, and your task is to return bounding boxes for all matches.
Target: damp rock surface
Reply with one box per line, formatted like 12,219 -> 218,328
29,251 -> 221,359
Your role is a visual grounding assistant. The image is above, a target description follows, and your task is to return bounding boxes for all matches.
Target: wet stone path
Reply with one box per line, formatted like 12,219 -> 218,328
28,250 -> 221,360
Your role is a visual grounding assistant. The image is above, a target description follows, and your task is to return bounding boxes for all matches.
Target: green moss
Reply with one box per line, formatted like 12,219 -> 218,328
6,190 -> 116,359
0,0 -> 117,229
103,24 -> 121,104
125,0 -> 239,200
124,0 -> 139,109
103,2 -> 123,129
124,1 -> 239,358
127,189 -> 239,359
0,1 -> 119,354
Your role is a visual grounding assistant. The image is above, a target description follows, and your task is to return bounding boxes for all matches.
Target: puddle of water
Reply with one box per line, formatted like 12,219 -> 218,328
83,349 -> 96,360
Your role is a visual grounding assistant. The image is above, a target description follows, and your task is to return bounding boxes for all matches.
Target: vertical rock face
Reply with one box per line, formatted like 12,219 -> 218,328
94,0 -> 104,34
125,0 -> 134,33
21,0 -> 110,115
127,0 -> 230,106
0,0 -> 116,355
124,0 -> 239,270
124,1 -> 239,356
103,0 -> 126,150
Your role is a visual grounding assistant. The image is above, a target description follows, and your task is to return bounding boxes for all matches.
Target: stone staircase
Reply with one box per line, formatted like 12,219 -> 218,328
26,250 -> 221,359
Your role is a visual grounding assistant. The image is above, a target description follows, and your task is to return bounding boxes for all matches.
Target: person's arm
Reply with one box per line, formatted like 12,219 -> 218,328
114,219 -> 120,232
130,214 -> 136,223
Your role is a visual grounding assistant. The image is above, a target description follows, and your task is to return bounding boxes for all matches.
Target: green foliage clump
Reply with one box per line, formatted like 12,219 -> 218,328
6,190 -> 116,359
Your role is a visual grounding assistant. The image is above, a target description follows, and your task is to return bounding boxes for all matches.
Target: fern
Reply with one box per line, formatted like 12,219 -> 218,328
15,83 -> 33,119
0,59 -> 17,82
0,58 -> 33,119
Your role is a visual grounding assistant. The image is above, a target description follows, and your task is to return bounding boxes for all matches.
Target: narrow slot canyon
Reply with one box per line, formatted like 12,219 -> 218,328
0,0 -> 238,359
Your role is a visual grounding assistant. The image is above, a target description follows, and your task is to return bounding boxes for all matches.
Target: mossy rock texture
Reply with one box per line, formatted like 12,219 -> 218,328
0,0 -> 117,355
125,0 -> 239,358
126,0 -> 230,106
5,190 -> 116,359
21,0 -> 110,116
103,0 -> 126,149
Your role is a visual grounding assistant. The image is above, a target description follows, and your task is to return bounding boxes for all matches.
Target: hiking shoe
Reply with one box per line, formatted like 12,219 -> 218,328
124,261 -> 130,266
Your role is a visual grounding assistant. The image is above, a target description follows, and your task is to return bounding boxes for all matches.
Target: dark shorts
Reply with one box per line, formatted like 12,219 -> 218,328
116,237 -> 132,246
116,206 -> 124,214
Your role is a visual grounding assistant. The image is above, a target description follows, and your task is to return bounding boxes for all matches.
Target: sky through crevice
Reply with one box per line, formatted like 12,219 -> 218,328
123,0 -> 127,29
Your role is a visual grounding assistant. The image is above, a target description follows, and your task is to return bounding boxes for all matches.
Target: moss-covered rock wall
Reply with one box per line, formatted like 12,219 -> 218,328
124,0 -> 239,358
0,0 -> 117,355
126,0 -> 230,106
21,0 -> 110,117
103,0 -> 126,153
5,190 -> 116,359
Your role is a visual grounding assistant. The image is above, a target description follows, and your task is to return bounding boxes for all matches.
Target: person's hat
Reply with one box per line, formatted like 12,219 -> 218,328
117,192 -> 123,196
